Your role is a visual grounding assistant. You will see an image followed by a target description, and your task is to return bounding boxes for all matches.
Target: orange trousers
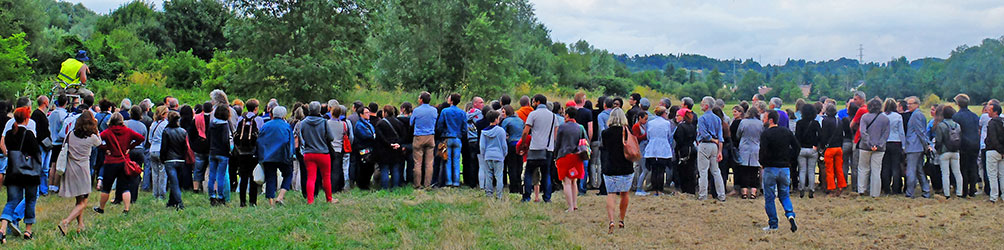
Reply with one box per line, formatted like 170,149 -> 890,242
824,147 -> 847,190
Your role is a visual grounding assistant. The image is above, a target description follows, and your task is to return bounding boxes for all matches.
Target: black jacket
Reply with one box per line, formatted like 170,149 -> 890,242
601,126 -> 633,176
188,114 -> 210,154
819,115 -> 842,149
794,118 -> 819,149
759,126 -> 800,168
987,117 -> 1004,153
208,121 -> 231,156
160,126 -> 189,162
374,117 -> 406,164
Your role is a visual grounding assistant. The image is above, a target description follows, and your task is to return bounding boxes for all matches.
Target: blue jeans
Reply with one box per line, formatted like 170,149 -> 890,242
39,146 -> 50,195
445,138 -> 462,186
522,153 -> 553,202
2,185 -> 37,225
763,167 -> 796,228
380,162 -> 404,189
193,153 -> 209,182
208,155 -> 230,200
165,161 -> 184,206
263,162 -> 292,199
579,160 -> 589,193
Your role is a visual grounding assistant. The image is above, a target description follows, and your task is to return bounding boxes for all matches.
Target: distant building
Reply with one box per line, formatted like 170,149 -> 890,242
798,84 -> 812,98
758,86 -> 772,95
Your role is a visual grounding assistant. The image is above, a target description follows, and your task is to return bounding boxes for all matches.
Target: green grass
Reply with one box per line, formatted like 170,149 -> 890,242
2,188 -> 576,249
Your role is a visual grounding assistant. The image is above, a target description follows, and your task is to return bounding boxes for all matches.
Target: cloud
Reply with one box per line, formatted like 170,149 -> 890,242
530,0 -> 1004,63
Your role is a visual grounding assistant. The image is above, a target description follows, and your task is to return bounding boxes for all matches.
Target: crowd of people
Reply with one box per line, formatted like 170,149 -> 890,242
1,87 -> 1003,242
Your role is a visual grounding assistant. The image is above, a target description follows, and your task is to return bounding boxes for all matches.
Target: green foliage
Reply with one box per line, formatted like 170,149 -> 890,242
162,0 -> 228,60
83,28 -> 158,79
95,1 -> 172,53
591,76 -> 634,96
0,32 -> 35,82
159,50 -> 206,89
225,0 -> 371,101
28,27 -> 83,74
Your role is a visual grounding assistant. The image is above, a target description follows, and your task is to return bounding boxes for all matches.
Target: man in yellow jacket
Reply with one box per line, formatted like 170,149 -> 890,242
56,50 -> 90,89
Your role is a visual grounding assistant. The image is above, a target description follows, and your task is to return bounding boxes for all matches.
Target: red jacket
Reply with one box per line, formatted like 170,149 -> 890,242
99,125 -> 145,164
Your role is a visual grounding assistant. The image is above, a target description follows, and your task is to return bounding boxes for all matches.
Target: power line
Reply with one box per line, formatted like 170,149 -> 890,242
858,44 -> 864,63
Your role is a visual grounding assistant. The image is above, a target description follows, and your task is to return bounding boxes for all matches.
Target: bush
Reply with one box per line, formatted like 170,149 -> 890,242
0,32 -> 35,83
922,93 -> 941,109
160,50 -> 206,89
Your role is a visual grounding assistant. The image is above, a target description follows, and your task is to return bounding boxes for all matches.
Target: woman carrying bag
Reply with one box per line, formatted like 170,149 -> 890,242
0,107 -> 42,243
57,110 -> 101,236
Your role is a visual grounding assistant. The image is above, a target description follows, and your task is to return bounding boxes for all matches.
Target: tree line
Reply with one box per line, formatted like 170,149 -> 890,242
1,0 -> 1003,104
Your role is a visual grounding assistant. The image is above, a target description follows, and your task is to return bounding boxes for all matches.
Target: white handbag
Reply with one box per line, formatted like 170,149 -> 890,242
253,163 -> 265,185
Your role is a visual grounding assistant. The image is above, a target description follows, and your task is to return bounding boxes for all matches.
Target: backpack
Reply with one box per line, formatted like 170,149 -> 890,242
233,114 -> 259,155
943,121 -> 961,152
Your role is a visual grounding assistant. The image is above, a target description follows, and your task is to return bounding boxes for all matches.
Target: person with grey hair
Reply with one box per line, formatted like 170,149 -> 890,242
140,99 -> 154,127
257,106 -> 294,206
326,103 -> 352,193
660,98 -> 672,109
770,97 -> 790,129
265,99 -> 279,121
696,96 -> 726,201
681,97 -> 694,110
902,96 -> 932,198
118,98 -> 132,120
857,97 -> 890,198
167,98 -> 179,111
294,101 -> 336,204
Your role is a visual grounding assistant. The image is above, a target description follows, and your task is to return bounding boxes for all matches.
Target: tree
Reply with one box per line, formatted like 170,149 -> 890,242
736,70 -> 762,100
160,50 -> 206,89
95,1 -> 172,53
225,0 -> 372,101
0,32 -> 36,100
163,0 -> 229,60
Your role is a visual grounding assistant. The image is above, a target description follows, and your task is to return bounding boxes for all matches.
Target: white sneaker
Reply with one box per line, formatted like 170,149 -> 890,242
635,191 -> 649,196
762,226 -> 778,232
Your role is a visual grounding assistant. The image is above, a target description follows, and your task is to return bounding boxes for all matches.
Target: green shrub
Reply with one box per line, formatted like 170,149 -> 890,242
160,50 -> 206,89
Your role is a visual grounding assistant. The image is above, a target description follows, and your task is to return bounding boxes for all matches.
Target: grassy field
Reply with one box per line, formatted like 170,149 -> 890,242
3,184 -> 1004,249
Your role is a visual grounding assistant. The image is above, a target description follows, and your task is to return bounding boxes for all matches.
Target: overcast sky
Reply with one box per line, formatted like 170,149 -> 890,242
71,0 -> 1004,64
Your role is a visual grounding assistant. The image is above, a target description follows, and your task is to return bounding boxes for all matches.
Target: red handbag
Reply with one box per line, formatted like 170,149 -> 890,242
111,133 -> 142,176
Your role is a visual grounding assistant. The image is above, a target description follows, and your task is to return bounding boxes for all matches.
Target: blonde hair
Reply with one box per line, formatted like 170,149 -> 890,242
154,105 -> 169,121
607,108 -> 628,127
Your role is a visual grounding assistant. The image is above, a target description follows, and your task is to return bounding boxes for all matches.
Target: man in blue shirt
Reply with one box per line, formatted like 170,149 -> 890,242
436,93 -> 467,187
770,97 -> 789,129
411,92 -> 438,188
696,96 -> 726,201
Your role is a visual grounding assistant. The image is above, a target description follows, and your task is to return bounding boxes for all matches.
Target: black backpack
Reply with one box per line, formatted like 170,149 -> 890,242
942,121 -> 961,152
233,115 -> 259,155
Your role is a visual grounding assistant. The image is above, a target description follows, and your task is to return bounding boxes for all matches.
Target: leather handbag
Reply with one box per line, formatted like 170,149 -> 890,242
111,133 -> 142,177
7,131 -> 42,177
622,127 -> 642,162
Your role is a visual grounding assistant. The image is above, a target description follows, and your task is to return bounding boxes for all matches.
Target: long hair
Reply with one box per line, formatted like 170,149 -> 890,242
74,110 -> 99,138
608,108 -> 628,128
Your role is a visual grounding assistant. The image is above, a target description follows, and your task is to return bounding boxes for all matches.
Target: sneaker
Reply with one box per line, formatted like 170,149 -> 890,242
635,191 -> 649,196
48,185 -> 59,193
788,216 -> 798,232
92,207 -> 105,214
762,226 -> 778,232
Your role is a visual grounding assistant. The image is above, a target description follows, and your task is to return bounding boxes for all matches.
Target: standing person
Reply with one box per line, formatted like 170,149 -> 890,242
935,106 -> 964,198
500,106 -> 524,194
30,96 -> 51,196
258,106 -> 293,206
554,107 -> 586,211
233,99 -> 264,207
573,93 -> 594,195
396,103 -> 414,187
644,106 -> 674,196
177,105 -> 194,190
903,97 -> 932,198
674,108 -> 698,194
57,110 -> 101,235
463,97 -> 484,188
296,102 -> 336,203
436,94 -> 466,187
520,94 -> 560,202
0,108 -> 41,242
737,103 -> 764,199
411,92 -> 438,189
479,110 -> 508,199
794,105 -> 820,198
881,98 -> 906,195
696,97 -> 725,201
148,106 -> 169,200
601,108 -> 633,234
759,110 -> 799,233
770,98 -> 790,129
984,104 -> 1004,202
47,94 -> 71,194
327,103 -> 351,192
207,104 -> 232,206
952,94 -> 980,198
189,102 -> 211,193
857,98 -> 890,198
375,105 -> 406,190
631,111 -> 649,195
819,104 -> 847,197
517,96 -> 533,122
594,97 -> 613,195
352,106 -> 377,190
93,113 -> 143,214
159,112 -> 189,210
842,101 -> 860,191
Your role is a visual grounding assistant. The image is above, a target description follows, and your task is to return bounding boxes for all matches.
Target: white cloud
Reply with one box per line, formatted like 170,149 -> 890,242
530,0 -> 1004,63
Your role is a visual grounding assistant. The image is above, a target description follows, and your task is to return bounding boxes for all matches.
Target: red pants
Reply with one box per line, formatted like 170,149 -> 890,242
304,153 -> 332,204
824,147 -> 847,190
